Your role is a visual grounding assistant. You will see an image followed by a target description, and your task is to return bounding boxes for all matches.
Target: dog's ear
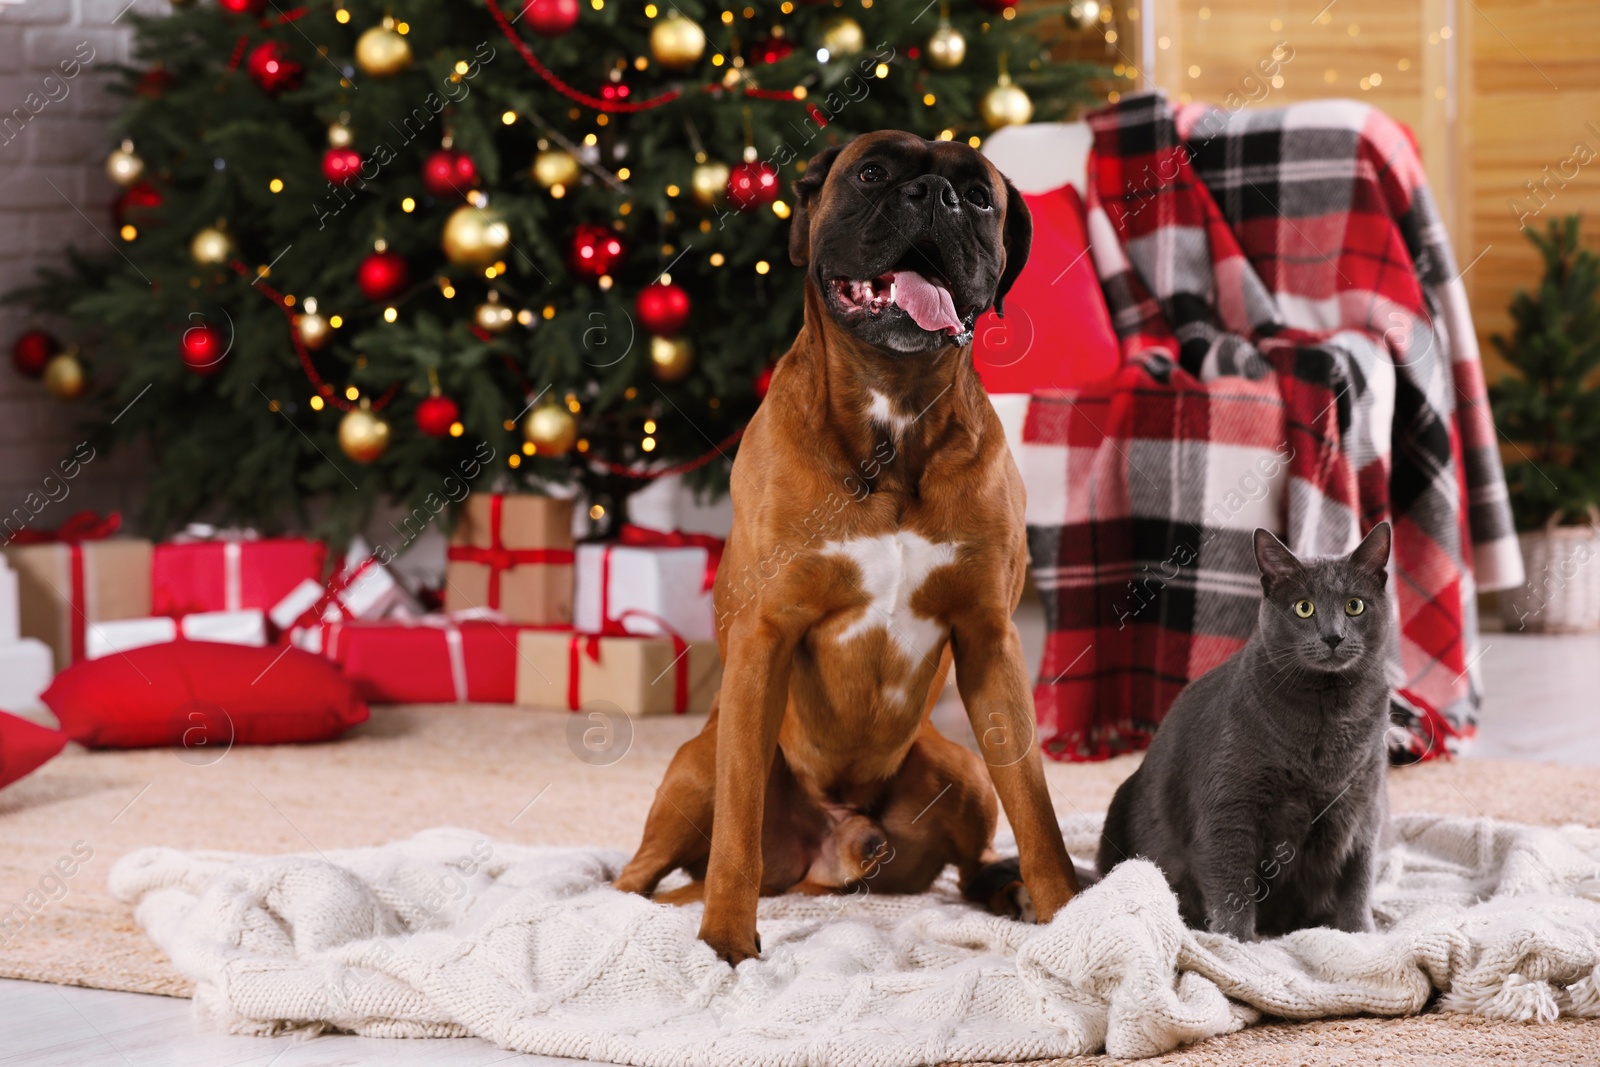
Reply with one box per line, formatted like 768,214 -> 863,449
992,175 -> 1032,318
788,143 -> 844,267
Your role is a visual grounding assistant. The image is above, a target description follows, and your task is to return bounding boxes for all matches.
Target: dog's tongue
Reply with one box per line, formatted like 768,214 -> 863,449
892,271 -> 962,334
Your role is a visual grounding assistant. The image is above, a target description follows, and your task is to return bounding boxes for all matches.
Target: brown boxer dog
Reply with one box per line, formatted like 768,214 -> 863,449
614,130 -> 1079,965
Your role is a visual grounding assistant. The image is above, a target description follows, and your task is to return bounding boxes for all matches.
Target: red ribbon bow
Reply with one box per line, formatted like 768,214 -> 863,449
447,495 -> 576,610
615,523 -> 724,594
568,609 -> 690,715
7,510 -> 121,546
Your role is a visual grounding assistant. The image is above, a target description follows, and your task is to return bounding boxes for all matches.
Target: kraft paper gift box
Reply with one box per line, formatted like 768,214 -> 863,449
515,629 -> 720,716
151,531 -> 326,616
573,537 -> 719,643
444,494 -> 574,625
85,609 -> 268,661
4,538 -> 152,669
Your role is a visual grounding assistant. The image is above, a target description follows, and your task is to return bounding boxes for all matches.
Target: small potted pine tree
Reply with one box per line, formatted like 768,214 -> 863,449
1490,214 -> 1600,632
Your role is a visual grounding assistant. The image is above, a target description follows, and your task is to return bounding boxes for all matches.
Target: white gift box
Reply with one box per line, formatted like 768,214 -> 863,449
573,543 -> 716,642
84,609 -> 268,661
0,638 -> 54,710
265,538 -> 407,633
0,560 -> 18,646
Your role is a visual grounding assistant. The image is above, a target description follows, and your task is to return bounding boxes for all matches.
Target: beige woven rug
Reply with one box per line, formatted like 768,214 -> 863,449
3,704 -> 1599,1064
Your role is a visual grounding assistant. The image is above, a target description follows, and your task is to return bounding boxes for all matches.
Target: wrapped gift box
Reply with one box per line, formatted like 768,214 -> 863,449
445,494 -> 574,625
85,609 -> 268,661
573,541 -> 717,643
151,533 -> 326,616
4,538 -> 152,669
269,537 -> 405,635
0,638 -> 55,711
311,617 -> 546,704
515,629 -> 720,715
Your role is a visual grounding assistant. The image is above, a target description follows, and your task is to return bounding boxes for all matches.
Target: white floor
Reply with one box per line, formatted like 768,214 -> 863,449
5,601 -> 1598,1066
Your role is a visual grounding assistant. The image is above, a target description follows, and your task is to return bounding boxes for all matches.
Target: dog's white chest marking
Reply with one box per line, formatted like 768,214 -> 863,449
868,390 -> 912,437
822,532 -> 957,664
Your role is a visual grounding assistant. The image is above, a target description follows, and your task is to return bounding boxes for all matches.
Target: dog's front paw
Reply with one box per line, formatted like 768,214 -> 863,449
699,922 -> 762,966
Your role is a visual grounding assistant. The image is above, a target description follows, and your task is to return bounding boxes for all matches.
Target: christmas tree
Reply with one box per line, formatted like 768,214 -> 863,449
7,0 -> 1097,539
1488,215 -> 1600,531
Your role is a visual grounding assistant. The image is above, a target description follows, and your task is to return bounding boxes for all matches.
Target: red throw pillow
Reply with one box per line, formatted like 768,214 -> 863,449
0,711 -> 67,789
971,183 -> 1121,394
43,641 -> 369,750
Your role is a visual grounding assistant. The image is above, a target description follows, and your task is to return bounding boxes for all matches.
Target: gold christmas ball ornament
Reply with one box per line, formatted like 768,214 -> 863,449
650,13 -> 706,71
819,15 -> 865,57
474,298 -> 515,333
189,226 -> 233,265
532,147 -> 580,190
354,25 -> 412,78
523,403 -> 578,457
980,76 -> 1034,130
338,405 -> 391,464
927,22 -> 967,70
327,122 -> 353,148
293,312 -> 331,350
441,204 -> 511,267
690,161 -> 730,207
43,349 -> 86,400
648,335 -> 694,383
105,141 -> 144,187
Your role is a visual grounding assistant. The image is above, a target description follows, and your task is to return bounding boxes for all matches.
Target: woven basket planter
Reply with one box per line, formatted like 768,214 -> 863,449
1500,507 -> 1600,633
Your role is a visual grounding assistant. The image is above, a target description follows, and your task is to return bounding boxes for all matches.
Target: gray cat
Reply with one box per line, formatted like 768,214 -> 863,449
1097,523 -> 1394,940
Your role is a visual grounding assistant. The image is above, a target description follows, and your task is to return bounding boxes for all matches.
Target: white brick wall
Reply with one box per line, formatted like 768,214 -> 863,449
0,0 -> 166,533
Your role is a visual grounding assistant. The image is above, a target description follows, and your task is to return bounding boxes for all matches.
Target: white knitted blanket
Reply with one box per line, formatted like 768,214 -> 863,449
109,814 -> 1600,1063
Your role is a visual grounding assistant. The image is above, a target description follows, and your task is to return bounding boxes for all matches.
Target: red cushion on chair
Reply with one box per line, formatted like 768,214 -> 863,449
971,183 -> 1121,394
43,641 -> 369,750
0,711 -> 67,789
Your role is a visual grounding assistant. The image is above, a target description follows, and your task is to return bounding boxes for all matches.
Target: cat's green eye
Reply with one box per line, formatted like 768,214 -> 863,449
1293,599 -> 1315,618
1345,597 -> 1365,616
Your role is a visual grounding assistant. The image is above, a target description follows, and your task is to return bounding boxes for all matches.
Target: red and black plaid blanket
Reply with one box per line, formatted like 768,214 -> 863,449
1023,92 -> 1523,762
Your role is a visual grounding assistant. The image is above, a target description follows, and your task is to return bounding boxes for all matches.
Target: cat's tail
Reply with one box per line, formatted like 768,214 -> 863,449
1096,772 -> 1137,878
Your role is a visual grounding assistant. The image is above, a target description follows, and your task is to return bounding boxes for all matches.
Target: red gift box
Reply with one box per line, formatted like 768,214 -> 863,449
152,535 -> 327,617
315,616 -> 559,704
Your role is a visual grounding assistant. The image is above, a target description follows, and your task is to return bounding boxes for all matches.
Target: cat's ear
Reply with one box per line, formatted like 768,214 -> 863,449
1253,528 -> 1301,591
1350,521 -> 1392,578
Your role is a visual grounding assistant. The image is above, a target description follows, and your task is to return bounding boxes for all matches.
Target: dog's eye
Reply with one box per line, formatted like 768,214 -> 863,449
1293,599 -> 1315,618
965,187 -> 992,209
858,163 -> 888,183
1345,597 -> 1365,617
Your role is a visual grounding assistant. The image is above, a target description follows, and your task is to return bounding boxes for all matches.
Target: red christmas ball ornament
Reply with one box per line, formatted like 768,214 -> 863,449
635,282 -> 691,335
246,41 -> 302,95
752,37 -> 794,65
11,329 -> 59,379
755,363 -> 775,399
135,65 -> 172,98
599,80 -> 631,102
113,180 -> 163,228
416,395 -> 460,438
727,161 -> 780,211
357,250 -> 410,302
567,224 -> 626,280
421,149 -> 478,199
218,0 -> 265,13
180,321 -> 226,376
322,146 -> 363,185
521,0 -> 580,36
